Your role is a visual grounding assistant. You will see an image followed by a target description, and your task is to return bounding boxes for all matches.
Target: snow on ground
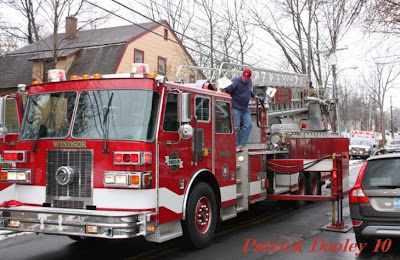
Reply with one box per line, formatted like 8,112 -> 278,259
0,231 -> 31,241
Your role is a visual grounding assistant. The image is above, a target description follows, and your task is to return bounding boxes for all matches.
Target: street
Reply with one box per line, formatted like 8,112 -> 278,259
1,160 -> 400,259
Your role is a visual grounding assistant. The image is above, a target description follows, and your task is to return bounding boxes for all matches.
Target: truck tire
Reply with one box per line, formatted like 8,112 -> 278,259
290,172 -> 306,208
306,172 -> 322,196
182,182 -> 217,248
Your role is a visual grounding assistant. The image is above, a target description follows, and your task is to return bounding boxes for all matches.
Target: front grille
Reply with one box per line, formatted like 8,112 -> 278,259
53,200 -> 84,209
46,150 -> 93,208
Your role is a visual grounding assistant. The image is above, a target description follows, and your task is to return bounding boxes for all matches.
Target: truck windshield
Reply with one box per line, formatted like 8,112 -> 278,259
351,139 -> 371,146
20,92 -> 77,140
72,89 -> 159,142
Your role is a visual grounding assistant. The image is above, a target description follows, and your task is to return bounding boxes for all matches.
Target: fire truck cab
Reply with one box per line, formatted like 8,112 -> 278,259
0,63 -> 349,248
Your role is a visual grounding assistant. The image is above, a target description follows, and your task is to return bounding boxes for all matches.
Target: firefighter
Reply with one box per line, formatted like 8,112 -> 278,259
222,68 -> 259,150
307,81 -> 317,97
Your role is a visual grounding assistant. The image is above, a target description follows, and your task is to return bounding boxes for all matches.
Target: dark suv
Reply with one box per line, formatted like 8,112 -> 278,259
350,153 -> 400,249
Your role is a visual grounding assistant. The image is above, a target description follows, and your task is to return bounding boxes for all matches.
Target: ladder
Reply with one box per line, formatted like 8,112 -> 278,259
176,62 -> 308,116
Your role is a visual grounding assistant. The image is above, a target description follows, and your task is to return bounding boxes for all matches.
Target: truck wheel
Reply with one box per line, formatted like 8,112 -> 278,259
182,182 -> 217,248
306,172 -> 322,196
290,172 -> 306,208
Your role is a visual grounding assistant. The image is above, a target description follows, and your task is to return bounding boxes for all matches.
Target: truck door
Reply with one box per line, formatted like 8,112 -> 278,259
213,98 -> 236,191
157,91 -> 193,223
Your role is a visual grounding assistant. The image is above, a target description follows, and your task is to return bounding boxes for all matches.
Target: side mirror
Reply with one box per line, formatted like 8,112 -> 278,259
178,124 -> 193,139
177,92 -> 191,123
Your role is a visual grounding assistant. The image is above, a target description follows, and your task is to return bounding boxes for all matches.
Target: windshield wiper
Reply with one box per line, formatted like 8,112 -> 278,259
103,93 -> 114,153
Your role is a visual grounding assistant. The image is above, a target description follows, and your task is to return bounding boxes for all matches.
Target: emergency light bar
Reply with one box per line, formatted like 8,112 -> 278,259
48,69 -> 66,82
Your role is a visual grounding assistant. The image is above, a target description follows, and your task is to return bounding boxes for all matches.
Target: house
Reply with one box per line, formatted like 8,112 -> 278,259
0,17 -> 198,95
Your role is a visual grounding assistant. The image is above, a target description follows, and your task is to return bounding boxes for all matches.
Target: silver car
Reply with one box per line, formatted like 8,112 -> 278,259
385,139 -> 400,153
350,153 -> 400,250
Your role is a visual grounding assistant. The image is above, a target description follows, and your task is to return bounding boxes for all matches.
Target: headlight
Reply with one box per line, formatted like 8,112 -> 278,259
1,169 -> 32,183
238,155 -> 245,162
103,171 -> 152,188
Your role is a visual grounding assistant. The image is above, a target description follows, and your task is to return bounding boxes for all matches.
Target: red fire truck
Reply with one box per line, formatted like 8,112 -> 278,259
0,63 -> 349,248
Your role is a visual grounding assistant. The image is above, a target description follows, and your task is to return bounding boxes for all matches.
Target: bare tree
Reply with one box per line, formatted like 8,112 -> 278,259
229,0 -> 253,65
355,0 -> 400,35
3,0 -> 43,44
218,3 -> 234,63
38,0 -> 83,67
251,1 -> 306,74
0,21 -> 19,55
195,0 -> 218,68
142,0 -> 195,43
251,0 -> 330,82
361,60 -> 400,146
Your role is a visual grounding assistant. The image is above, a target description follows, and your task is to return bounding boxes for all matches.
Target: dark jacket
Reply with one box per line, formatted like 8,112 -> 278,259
222,76 -> 254,110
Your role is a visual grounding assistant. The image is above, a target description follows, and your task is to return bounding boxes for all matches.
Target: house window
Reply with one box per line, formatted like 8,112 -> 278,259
134,49 -> 144,63
164,28 -> 168,41
158,56 -> 166,76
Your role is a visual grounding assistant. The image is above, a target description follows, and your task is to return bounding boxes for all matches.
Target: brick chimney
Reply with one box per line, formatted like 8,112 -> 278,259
65,16 -> 77,38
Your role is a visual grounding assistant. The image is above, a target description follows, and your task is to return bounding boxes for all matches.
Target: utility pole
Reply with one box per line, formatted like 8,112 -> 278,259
391,96 -> 394,139
332,64 -> 341,137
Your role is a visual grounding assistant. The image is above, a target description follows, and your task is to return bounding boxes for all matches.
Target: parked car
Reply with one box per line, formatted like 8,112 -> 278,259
350,153 -> 400,250
384,139 -> 400,153
349,139 -> 377,159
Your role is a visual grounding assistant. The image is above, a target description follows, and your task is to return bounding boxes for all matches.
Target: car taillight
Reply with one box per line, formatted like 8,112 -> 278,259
349,162 -> 370,204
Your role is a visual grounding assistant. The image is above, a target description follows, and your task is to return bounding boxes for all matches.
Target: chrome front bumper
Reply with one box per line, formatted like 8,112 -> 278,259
0,206 -> 155,239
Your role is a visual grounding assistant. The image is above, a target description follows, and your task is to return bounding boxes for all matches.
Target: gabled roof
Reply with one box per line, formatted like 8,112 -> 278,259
0,54 -> 37,89
0,21 -> 161,89
10,21 -> 159,58
67,44 -> 126,76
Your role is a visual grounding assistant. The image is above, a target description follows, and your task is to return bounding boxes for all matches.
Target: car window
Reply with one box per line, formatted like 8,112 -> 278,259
362,158 -> 400,189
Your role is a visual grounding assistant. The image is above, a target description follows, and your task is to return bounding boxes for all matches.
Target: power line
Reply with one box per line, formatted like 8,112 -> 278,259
124,0 -> 285,68
82,0 -> 247,66
107,0 -> 251,66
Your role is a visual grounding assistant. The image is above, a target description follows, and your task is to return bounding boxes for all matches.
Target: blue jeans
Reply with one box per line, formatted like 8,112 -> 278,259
233,107 -> 252,147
